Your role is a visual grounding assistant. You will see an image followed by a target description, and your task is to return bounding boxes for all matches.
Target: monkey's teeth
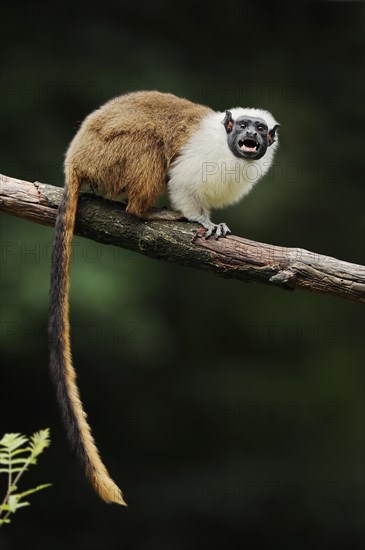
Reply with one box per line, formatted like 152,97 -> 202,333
239,143 -> 257,152
239,138 -> 258,152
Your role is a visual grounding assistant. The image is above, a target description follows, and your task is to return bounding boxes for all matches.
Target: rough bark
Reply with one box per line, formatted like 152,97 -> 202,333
1,173 -> 364,304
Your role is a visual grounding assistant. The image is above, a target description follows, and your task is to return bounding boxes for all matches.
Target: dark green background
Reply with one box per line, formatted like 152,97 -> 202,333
1,1 -> 364,549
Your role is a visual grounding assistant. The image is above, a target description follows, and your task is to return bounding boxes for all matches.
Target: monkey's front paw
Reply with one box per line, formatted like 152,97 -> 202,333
204,222 -> 231,240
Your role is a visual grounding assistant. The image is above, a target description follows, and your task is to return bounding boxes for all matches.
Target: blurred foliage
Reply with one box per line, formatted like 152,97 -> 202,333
0,430 -> 51,526
0,1 -> 364,549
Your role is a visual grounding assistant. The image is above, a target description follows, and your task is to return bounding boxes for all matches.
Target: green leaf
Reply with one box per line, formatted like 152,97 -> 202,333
0,458 -> 30,465
0,519 -> 11,525
4,467 -> 26,473
0,504 -> 11,511
0,434 -> 28,452
13,502 -> 30,509
15,484 -> 52,499
8,495 -> 19,513
11,448 -> 32,457
29,429 -> 51,458
0,467 -> 23,474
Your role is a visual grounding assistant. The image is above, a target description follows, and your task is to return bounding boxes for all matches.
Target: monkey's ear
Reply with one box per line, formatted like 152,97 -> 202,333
222,110 -> 234,134
268,124 -> 280,146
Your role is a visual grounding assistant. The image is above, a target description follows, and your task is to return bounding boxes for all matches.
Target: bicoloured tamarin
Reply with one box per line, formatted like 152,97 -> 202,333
49,91 -> 280,505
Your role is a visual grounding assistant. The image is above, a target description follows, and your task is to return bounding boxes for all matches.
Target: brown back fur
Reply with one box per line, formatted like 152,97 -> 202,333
65,91 -> 212,216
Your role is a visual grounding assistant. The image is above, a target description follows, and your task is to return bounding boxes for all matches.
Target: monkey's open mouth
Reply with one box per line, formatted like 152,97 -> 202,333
238,138 -> 259,153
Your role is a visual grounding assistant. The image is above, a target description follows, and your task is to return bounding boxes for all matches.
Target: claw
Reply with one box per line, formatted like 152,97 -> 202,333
220,223 -> 231,237
204,228 -> 214,239
214,225 -> 222,240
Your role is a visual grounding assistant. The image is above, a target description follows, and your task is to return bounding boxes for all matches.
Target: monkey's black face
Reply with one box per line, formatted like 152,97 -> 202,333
223,111 -> 280,161
231,117 -> 269,160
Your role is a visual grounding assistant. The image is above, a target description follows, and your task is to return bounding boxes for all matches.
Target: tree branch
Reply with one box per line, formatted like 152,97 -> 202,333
1,173 -> 364,304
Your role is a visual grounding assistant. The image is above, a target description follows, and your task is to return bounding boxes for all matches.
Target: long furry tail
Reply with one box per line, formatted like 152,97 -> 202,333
48,171 -> 126,505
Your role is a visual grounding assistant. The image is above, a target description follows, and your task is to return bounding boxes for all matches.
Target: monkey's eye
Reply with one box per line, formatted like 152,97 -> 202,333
257,125 -> 266,132
240,123 -> 247,129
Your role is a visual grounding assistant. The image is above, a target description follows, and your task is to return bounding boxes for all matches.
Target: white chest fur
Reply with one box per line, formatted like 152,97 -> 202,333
168,108 -> 278,216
